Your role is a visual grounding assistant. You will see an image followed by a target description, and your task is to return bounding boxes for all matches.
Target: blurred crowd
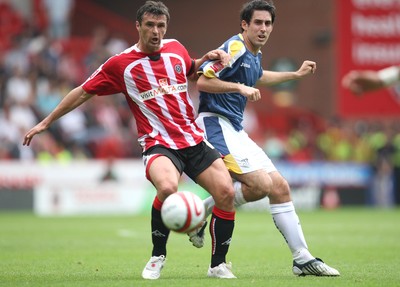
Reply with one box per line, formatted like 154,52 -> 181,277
0,0 -> 143,161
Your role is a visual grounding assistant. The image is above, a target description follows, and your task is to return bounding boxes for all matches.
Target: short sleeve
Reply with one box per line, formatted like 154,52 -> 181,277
82,56 -> 123,96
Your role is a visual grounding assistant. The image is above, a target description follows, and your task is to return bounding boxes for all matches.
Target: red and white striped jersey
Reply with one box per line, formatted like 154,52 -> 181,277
82,39 -> 205,152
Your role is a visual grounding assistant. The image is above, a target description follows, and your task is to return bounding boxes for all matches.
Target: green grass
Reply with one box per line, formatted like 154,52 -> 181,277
1,208 -> 399,287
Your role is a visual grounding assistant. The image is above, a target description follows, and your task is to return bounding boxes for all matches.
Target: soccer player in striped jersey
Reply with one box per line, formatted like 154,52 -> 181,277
23,0 -> 237,280
193,0 -> 340,277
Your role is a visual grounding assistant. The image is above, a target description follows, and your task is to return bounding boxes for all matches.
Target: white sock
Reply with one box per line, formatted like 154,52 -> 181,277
203,182 -> 247,218
270,202 -> 314,264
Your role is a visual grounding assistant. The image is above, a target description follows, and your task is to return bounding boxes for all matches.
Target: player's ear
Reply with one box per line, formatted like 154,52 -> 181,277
240,20 -> 248,32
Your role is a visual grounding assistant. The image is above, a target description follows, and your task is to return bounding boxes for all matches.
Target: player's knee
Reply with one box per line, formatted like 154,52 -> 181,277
214,181 -> 235,209
269,177 -> 291,202
243,172 -> 273,201
156,181 -> 179,201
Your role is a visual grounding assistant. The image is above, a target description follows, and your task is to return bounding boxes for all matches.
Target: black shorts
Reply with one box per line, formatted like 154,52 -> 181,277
143,141 -> 221,182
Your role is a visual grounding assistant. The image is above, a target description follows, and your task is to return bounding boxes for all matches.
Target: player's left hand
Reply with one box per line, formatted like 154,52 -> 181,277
297,60 -> 317,77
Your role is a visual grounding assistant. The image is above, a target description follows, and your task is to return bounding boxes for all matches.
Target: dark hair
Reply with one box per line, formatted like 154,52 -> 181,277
136,1 -> 170,24
240,0 -> 276,31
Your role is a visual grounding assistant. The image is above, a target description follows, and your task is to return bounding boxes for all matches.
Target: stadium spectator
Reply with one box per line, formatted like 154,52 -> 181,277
35,76 -> 63,116
42,0 -> 75,39
0,102 -> 24,159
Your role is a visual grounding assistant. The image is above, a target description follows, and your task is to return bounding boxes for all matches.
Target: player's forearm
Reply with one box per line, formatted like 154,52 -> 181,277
42,87 -> 94,127
258,70 -> 299,86
197,76 -> 243,94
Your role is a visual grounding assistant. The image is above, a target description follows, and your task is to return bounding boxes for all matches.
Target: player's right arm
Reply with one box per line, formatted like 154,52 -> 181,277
23,86 -> 95,146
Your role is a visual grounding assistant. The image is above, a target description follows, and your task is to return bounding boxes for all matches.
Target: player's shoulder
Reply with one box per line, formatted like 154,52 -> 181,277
106,45 -> 136,61
161,39 -> 189,56
224,34 -> 245,54
93,46 -> 136,75
162,38 -> 184,48
222,34 -> 246,60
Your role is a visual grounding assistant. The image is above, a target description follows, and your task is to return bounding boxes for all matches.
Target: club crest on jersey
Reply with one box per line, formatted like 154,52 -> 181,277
174,64 -> 182,74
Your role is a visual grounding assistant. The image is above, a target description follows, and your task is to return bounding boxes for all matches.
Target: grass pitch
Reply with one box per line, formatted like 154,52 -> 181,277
1,208 -> 399,287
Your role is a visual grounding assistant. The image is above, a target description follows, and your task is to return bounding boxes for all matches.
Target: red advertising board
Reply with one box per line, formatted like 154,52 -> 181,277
337,0 -> 400,117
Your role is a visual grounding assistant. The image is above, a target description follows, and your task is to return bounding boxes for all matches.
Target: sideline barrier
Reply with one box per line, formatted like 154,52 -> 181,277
0,160 -> 372,215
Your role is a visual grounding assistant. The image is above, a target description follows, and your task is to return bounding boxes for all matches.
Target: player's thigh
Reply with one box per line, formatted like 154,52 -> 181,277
231,169 -> 272,200
196,158 -> 234,203
224,131 -> 276,178
148,156 -> 180,200
208,117 -> 276,174
231,169 -> 268,187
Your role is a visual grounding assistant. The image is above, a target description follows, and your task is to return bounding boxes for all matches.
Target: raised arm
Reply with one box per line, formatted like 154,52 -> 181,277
23,86 -> 95,146
257,60 -> 316,86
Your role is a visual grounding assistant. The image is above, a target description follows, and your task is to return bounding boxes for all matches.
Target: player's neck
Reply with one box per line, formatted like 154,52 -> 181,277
136,41 -> 162,54
242,34 -> 260,55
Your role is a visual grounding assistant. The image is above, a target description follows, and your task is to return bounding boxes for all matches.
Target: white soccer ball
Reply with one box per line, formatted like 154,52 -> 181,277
161,191 -> 205,233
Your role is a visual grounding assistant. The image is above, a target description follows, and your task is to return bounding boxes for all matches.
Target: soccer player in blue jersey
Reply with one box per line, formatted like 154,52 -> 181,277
189,0 -> 340,277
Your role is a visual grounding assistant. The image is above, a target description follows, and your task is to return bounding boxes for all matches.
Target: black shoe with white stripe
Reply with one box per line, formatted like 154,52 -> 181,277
293,258 -> 340,276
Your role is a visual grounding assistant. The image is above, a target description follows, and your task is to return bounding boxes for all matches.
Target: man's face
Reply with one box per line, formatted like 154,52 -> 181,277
241,10 -> 273,53
136,12 -> 168,53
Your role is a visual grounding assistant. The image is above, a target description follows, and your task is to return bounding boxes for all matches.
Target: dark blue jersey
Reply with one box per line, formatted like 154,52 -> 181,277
198,34 -> 263,131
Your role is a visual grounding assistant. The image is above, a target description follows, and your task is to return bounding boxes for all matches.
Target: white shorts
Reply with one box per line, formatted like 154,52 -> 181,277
196,112 -> 277,174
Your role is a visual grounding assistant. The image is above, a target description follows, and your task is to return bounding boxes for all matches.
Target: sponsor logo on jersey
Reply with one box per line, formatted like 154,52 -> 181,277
240,62 -> 251,68
139,84 -> 188,101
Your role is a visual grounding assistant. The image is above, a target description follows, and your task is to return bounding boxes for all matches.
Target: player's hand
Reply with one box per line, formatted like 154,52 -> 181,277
239,85 -> 261,102
297,60 -> 316,77
23,123 -> 48,146
206,49 -> 231,67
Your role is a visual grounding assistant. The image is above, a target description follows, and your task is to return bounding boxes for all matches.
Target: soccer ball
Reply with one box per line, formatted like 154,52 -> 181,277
161,191 -> 205,233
